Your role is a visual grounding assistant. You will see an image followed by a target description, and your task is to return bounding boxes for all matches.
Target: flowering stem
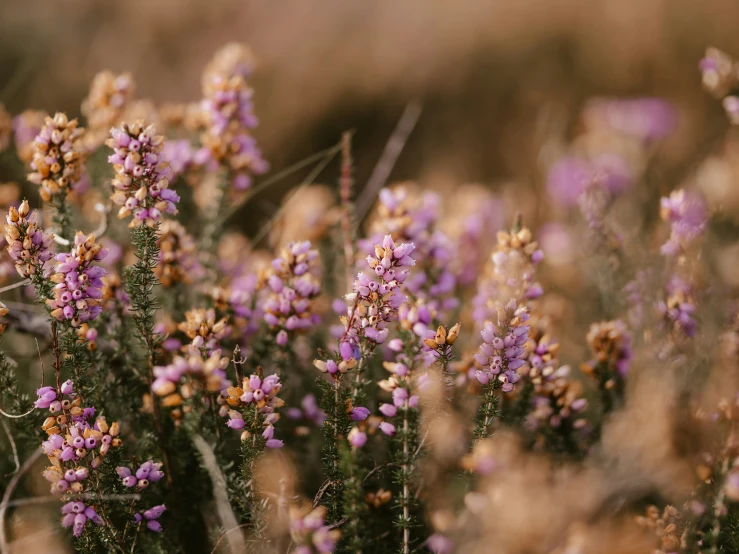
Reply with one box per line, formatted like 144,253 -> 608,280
50,192 -> 72,244
125,223 -> 172,485
401,398 -> 410,554
474,381 -> 500,439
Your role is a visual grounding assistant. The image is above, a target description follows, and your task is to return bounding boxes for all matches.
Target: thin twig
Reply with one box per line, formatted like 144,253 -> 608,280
363,463 -> 400,483
0,281 -> 30,295
6,493 -> 141,508
208,524 -> 252,554
354,100 -> 422,224
92,203 -> 109,237
192,435 -> 245,554
311,479 -> 336,509
0,448 -> 42,554
1,421 -> 19,475
0,406 -> 34,420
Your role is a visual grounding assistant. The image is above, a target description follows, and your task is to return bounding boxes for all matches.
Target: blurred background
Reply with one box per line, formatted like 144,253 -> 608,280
0,0 -> 736,201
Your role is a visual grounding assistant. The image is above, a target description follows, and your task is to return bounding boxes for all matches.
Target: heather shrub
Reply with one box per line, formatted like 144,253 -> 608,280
1,42 -> 739,554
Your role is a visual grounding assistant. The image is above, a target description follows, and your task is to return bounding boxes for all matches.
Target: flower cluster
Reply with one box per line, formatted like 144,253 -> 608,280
700,48 -> 739,123
340,234 -> 415,356
264,240 -> 321,346
199,43 -> 268,190
47,232 -> 108,326
472,225 -> 543,326
116,460 -> 165,490
546,154 -> 631,208
526,364 -> 589,443
107,120 -> 179,227
155,220 -> 201,287
27,113 -> 86,202
4,200 -> 54,278
151,351 -> 230,409
13,109 -> 46,165
37,381 -> 123,536
582,320 -> 633,379
222,372 -> 284,448
177,308 -> 231,354
634,505 -> 683,553
474,300 -> 529,392
659,189 -> 707,256
656,276 -> 698,338
61,502 -> 105,537
289,505 -> 340,554
367,187 -> 457,318
133,504 -> 166,533
286,394 -> 326,428
376,360 -> 422,438
81,71 -> 135,146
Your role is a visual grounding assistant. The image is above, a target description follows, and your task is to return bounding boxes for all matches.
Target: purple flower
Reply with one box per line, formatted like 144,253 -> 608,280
350,407 -> 370,421
106,121 -> 178,227
264,241 -> 321,342
379,422 -> 396,436
348,427 -> 367,448
200,43 -> 268,190
47,232 -> 108,327
659,189 -> 707,256
547,154 -> 631,208
5,201 -> 54,279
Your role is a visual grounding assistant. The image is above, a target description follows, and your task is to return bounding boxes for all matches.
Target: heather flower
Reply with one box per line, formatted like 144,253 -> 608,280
81,71 -> 135,148
152,351 -> 230,407
178,308 -> 231,354
525,365 -> 589,446
289,505 -> 340,554
162,138 -> 195,179
582,320 -> 632,378
472,224 -> 542,327
0,103 -> 10,152
367,186 -> 457,318
441,184 -> 502,287
61,502 -> 104,537
656,276 -> 698,338
155,220 -> 201,287
209,274 -> 263,341
27,113 -> 86,202
264,240 -> 321,343
47,232 -> 108,327
13,109 -> 46,164
199,43 -> 267,191
659,189 -> 707,256
106,120 -> 179,227
474,299 -> 529,392
546,154 -> 631,208
583,97 -> 676,141
222,372 -> 284,446
4,200 -> 54,279
349,406 -> 370,421
700,47 -> 737,99
348,426 -> 367,448
286,394 -> 326,427
116,460 -> 164,490
39,381 -> 123,502
336,234 -> 415,362
133,504 -> 166,533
